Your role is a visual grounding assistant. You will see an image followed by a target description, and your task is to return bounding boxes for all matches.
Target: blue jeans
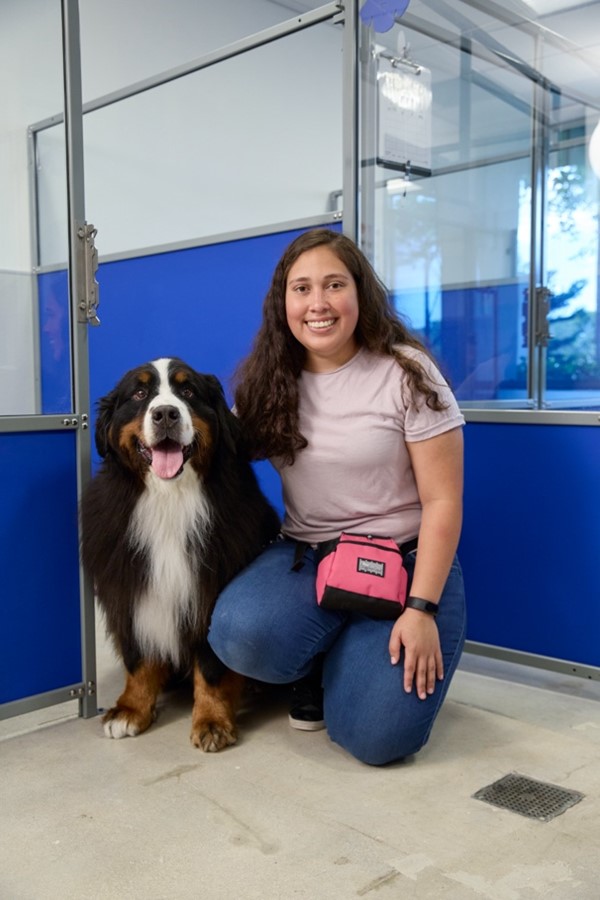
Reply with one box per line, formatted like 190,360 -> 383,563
208,537 -> 466,766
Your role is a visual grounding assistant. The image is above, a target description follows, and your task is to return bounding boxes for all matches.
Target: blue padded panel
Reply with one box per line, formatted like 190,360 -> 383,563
0,430 -> 82,704
460,422 -> 600,666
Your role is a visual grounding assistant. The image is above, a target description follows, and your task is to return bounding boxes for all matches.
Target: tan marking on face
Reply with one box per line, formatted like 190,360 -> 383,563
118,417 -> 147,472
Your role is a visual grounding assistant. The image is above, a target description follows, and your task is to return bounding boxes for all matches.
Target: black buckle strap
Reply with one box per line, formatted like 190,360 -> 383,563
291,534 -> 418,573
291,540 -> 310,571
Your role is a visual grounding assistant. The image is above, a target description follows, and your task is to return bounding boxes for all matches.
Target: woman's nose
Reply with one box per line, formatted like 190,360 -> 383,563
308,288 -> 329,310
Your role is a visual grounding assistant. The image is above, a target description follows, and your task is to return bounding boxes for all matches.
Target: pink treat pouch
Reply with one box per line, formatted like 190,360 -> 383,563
316,533 -> 408,620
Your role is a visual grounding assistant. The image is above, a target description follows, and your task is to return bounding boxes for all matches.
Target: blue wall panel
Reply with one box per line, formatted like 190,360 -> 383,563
38,268 -> 72,414
0,431 -> 82,704
460,422 -> 600,666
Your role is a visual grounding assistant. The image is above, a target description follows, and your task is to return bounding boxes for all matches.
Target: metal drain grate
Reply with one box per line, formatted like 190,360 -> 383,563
473,773 -> 584,822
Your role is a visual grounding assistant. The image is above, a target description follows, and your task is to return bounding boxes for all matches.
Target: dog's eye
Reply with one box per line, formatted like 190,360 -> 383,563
181,387 -> 194,399
133,388 -> 148,401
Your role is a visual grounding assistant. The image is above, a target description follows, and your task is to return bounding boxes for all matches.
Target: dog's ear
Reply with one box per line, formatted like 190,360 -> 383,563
203,373 -> 227,404
94,388 -> 119,458
202,374 -> 241,457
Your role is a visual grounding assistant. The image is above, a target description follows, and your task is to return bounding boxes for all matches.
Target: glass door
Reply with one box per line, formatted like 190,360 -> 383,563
357,0 -> 600,412
0,0 -> 96,719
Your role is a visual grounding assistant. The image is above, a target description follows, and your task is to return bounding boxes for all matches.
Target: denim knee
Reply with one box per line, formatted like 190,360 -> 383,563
208,595 -> 265,678
324,682 -> 435,766
325,709 -> 431,766
208,540 -> 345,683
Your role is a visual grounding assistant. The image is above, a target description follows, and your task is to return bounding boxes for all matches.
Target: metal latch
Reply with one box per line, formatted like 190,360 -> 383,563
534,285 -> 553,347
78,223 -> 100,326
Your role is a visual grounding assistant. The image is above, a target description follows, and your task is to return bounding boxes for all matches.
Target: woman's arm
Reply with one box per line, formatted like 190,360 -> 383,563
388,426 -> 464,699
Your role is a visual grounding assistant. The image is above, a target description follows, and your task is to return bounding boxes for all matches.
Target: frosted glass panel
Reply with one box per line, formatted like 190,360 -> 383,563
0,0 -> 71,415
37,20 -> 342,261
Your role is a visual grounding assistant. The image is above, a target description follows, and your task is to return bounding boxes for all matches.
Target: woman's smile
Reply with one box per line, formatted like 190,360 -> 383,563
305,317 -> 337,331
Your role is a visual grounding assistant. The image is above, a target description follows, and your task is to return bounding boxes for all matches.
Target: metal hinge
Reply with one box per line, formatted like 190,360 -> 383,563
69,681 -> 96,699
61,414 -> 89,430
78,223 -> 100,326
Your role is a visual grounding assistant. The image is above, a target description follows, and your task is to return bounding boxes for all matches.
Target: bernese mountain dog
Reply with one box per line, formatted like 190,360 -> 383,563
81,357 -> 280,751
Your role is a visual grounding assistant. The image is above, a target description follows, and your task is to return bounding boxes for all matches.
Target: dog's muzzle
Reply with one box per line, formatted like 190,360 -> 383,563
142,405 -> 193,479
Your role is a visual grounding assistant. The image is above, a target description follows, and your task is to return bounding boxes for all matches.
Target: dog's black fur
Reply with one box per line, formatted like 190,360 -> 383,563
81,357 -> 279,750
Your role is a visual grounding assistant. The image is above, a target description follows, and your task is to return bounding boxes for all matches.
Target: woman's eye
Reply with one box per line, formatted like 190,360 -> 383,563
133,388 -> 148,401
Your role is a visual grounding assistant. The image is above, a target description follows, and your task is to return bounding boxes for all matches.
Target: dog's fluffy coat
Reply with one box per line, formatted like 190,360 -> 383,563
81,358 -> 279,750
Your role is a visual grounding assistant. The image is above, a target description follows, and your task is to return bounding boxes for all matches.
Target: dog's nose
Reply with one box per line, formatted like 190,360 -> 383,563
151,405 -> 180,426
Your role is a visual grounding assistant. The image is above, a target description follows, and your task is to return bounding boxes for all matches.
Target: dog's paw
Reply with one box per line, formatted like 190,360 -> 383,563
102,705 -> 155,739
190,720 -> 237,752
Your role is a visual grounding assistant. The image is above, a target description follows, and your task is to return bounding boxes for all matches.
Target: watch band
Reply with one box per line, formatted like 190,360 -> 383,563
405,596 -> 439,617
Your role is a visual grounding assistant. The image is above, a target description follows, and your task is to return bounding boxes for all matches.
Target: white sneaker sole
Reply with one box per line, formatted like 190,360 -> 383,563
288,714 -> 326,732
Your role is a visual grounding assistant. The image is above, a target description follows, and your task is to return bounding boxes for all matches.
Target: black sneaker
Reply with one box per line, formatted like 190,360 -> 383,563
288,668 -> 325,732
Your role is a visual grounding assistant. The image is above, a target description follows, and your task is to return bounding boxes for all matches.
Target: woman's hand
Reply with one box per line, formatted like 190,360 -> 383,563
389,609 -> 444,700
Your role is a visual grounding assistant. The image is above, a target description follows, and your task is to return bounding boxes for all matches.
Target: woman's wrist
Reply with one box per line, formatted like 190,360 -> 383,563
405,596 -> 439,617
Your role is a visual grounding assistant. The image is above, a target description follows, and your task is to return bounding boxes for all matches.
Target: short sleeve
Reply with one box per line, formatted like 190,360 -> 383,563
401,351 -> 465,442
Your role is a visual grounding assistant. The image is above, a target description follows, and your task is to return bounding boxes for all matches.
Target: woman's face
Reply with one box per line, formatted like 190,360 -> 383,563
285,245 -> 360,373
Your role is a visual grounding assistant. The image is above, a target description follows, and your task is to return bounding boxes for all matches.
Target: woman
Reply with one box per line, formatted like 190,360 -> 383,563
208,228 -> 466,766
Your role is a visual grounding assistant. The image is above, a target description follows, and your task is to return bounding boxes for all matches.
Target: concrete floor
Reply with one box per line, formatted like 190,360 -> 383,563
2,630 -> 600,900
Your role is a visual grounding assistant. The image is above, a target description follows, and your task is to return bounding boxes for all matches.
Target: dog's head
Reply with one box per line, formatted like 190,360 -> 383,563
95,358 -> 239,480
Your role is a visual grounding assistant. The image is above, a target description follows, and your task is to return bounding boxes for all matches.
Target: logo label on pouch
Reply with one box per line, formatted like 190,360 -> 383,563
357,557 -> 385,577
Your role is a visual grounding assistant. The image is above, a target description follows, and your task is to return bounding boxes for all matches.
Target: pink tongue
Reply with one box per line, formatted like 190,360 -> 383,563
151,441 -> 184,479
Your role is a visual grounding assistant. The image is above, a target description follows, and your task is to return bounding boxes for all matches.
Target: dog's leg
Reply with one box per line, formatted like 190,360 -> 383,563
190,643 -> 245,752
102,660 -> 169,739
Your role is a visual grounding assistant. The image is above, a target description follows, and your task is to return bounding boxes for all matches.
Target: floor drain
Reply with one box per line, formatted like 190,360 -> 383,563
473,773 -> 584,822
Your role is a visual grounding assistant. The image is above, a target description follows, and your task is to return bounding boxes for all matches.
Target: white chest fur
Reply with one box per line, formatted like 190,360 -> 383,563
128,465 -> 212,667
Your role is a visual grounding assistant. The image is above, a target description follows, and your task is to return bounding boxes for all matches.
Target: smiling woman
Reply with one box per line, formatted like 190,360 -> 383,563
207,228 -> 467,766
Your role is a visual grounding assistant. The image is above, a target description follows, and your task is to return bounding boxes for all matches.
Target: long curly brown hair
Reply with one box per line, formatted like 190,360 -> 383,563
233,228 -> 449,464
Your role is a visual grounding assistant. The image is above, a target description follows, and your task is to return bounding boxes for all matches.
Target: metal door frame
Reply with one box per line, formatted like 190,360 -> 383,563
63,0 -> 97,720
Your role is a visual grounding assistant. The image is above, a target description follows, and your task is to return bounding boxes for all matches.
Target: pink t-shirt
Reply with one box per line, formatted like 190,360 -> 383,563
273,347 -> 464,545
